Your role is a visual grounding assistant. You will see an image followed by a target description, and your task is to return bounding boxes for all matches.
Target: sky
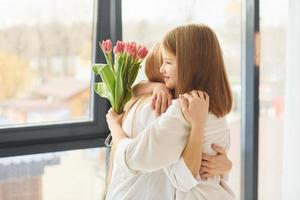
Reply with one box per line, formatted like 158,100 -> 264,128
0,0 -> 94,28
0,0 -> 288,29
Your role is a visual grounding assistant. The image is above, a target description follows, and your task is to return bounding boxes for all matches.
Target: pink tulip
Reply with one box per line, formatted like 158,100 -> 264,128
136,46 -> 148,59
124,42 -> 136,57
128,42 -> 137,57
113,40 -> 125,54
101,39 -> 112,53
124,42 -> 130,54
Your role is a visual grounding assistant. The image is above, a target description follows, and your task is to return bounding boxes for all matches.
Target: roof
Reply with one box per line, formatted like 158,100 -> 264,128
34,76 -> 90,100
0,100 -> 66,112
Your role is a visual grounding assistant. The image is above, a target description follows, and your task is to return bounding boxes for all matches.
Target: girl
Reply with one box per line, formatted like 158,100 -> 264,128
106,24 -> 234,199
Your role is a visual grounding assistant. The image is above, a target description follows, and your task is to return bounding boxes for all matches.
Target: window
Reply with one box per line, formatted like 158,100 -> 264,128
0,2 -> 115,199
0,0 -> 113,157
0,0 -> 94,127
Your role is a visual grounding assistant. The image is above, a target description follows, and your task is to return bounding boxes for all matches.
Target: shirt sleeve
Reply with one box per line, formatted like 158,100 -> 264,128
164,117 -> 232,191
163,158 -> 200,192
113,138 -> 137,175
116,100 -> 191,173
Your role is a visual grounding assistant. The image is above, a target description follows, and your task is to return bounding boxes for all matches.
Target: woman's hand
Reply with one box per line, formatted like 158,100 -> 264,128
180,90 -> 209,127
106,108 -> 123,132
199,144 -> 232,178
151,83 -> 173,116
106,108 -> 127,144
179,90 -> 209,177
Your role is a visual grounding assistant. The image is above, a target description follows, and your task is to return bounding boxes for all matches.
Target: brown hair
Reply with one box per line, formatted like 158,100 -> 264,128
162,24 -> 232,117
144,43 -> 164,83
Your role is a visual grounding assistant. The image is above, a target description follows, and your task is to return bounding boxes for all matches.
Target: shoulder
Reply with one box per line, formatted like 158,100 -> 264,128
204,114 -> 229,134
159,99 -> 190,127
138,98 -> 182,117
206,114 -> 228,126
135,96 -> 157,126
138,98 -> 189,127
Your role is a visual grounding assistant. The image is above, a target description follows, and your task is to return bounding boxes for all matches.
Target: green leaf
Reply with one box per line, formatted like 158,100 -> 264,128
93,63 -> 107,75
123,90 -> 132,105
129,63 -> 141,86
118,55 -> 126,73
94,82 -> 110,100
107,53 -> 113,66
92,63 -> 116,108
114,59 -> 125,114
119,90 -> 133,114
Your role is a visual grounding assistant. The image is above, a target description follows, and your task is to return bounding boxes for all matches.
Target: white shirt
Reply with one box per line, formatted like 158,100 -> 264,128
106,98 -> 235,200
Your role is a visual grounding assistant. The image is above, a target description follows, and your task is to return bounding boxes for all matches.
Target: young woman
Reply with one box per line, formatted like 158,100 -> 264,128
106,24 -> 235,199
132,43 -> 232,180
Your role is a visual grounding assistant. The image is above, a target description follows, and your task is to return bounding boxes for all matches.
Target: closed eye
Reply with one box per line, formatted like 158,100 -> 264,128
163,60 -> 172,65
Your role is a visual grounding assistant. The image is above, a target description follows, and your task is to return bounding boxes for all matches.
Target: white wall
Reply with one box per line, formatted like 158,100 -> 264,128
282,0 -> 300,199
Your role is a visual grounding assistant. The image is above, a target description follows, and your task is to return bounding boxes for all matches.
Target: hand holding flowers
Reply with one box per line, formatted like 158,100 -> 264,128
93,39 -> 148,114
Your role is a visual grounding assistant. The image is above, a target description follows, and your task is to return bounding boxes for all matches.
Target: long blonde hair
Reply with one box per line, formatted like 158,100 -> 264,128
144,42 -> 164,83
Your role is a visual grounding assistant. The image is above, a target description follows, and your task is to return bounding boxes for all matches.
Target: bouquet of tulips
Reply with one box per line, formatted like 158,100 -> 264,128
93,39 -> 148,114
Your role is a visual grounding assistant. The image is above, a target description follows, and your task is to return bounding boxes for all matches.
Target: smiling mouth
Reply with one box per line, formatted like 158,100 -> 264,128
163,76 -> 170,79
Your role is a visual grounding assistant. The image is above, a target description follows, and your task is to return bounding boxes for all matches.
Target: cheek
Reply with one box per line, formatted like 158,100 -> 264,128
169,76 -> 177,88
171,68 -> 178,83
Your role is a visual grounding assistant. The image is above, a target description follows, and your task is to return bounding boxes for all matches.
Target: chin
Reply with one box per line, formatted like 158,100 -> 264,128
165,82 -> 175,90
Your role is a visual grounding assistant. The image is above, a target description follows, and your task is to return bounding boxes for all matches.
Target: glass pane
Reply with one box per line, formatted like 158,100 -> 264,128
258,0 -> 299,199
0,148 -> 108,200
0,0 -> 94,127
123,0 -> 242,198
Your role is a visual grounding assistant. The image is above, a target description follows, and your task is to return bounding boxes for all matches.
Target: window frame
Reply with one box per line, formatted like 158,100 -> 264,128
0,0 -> 123,157
241,0 -> 260,200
